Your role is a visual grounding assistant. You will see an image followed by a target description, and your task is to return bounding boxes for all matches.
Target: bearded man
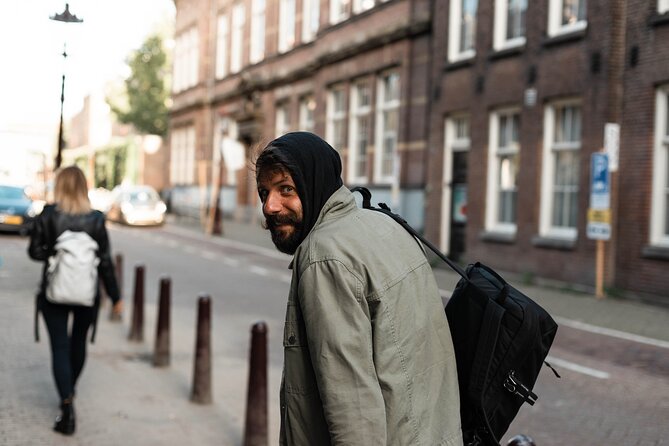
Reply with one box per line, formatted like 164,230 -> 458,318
255,132 -> 462,446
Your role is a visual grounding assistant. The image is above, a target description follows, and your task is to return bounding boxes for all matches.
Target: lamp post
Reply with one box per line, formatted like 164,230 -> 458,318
50,3 -> 83,169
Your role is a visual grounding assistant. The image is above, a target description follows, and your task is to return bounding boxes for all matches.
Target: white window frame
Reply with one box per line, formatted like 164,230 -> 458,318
275,103 -> 290,137
302,0 -> 320,42
548,0 -> 587,37
660,0 -> 669,13
539,100 -> 582,240
374,72 -> 401,184
348,82 -> 372,184
230,3 -> 245,74
170,127 -> 196,185
330,0 -> 350,25
353,0 -> 374,15
326,86 -> 347,152
440,115 -> 471,253
250,0 -> 265,64
651,86 -> 669,247
486,108 -> 520,234
279,0 -> 296,53
493,0 -> 527,51
448,0 -> 478,62
215,14 -> 229,79
299,96 -> 316,132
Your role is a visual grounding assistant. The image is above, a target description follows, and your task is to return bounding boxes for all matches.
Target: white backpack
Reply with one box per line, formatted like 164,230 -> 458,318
46,230 -> 100,306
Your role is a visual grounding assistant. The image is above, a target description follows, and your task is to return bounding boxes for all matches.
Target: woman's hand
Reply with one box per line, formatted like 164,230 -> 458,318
112,300 -> 123,318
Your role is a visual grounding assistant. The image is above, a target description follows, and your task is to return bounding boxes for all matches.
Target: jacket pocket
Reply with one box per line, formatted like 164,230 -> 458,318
282,320 -> 317,395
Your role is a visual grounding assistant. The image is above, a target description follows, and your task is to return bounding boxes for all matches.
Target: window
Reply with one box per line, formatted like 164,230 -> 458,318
275,103 -> 291,137
548,0 -> 587,36
279,0 -> 296,53
326,86 -> 347,152
348,82 -> 372,183
651,87 -> 669,246
486,110 -> 520,233
250,0 -> 265,64
173,28 -> 199,92
302,0 -> 320,42
375,73 -> 400,183
230,3 -> 245,73
449,0 -> 478,62
353,0 -> 374,14
170,127 -> 196,185
215,14 -> 229,79
299,96 -> 316,132
493,0 -> 527,50
330,0 -> 350,24
540,101 -> 582,239
660,0 -> 669,13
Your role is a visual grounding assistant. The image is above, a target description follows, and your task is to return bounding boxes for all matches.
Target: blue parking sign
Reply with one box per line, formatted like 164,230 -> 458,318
590,153 -> 610,210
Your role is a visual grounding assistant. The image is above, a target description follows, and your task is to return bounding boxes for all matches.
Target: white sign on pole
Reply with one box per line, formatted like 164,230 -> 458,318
587,153 -> 611,240
604,123 -> 620,172
221,137 -> 245,171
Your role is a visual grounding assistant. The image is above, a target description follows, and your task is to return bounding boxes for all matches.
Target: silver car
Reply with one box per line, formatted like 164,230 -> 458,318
107,185 -> 166,226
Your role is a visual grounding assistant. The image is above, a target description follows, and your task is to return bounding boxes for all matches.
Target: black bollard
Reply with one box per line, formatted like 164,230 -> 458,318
153,277 -> 171,367
507,434 -> 536,446
191,295 -> 212,404
243,322 -> 268,446
127,265 -> 145,342
110,253 -> 124,322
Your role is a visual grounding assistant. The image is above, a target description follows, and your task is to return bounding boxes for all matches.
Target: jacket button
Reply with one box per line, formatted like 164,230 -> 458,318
288,335 -> 296,344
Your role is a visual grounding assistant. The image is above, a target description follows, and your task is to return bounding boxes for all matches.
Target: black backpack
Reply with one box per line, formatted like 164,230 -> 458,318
352,187 -> 560,446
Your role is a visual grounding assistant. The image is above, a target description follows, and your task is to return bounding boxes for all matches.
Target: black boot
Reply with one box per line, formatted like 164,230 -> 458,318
54,399 -> 75,435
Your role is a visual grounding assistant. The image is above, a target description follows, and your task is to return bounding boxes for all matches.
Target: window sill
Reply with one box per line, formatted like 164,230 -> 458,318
531,235 -> 576,251
480,230 -> 516,244
642,245 -> 669,260
543,27 -> 587,48
489,43 -> 525,61
650,11 -> 669,27
444,57 -> 475,72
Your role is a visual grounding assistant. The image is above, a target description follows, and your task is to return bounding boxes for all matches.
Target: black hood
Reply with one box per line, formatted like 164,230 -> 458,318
262,132 -> 343,245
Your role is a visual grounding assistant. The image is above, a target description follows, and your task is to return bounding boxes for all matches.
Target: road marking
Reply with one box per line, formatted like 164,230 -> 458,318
201,251 -> 217,260
546,355 -> 610,379
222,257 -> 240,267
553,316 -> 669,350
439,288 -> 669,349
249,266 -> 269,276
279,275 -> 291,284
184,246 -> 197,254
166,239 -> 180,248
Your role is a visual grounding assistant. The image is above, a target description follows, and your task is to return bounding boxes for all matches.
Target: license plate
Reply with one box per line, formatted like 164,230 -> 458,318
0,214 -> 23,225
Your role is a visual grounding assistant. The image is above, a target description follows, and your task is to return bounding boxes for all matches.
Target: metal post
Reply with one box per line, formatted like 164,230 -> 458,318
128,265 -> 145,342
153,277 -> 171,367
243,322 -> 268,446
191,295 -> 212,404
110,253 -> 123,321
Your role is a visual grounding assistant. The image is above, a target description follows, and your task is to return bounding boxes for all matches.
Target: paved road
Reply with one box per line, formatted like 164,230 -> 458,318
1,221 -> 667,445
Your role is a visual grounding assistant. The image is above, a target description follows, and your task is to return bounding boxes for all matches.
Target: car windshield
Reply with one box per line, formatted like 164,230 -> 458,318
0,186 -> 26,200
127,189 -> 160,204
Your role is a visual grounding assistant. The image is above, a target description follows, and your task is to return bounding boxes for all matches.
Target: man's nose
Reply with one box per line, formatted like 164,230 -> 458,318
263,192 -> 282,214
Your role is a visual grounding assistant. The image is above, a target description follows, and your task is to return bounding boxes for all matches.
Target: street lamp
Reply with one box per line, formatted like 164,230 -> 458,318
49,3 -> 83,169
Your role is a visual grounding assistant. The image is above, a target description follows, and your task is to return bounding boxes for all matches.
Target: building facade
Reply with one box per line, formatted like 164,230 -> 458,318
169,0 -> 669,301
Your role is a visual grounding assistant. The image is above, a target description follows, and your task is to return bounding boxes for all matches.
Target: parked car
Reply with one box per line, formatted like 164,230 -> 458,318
107,185 -> 166,226
88,187 -> 113,213
0,185 -> 43,235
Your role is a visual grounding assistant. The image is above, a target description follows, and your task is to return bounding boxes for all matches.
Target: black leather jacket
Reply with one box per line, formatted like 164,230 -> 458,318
28,204 -> 120,304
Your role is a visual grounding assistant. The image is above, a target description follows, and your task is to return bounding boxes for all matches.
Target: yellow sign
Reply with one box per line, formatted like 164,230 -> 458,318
587,209 -> 611,224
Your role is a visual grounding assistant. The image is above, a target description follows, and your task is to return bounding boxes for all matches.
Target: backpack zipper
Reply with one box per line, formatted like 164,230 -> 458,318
503,370 -> 538,406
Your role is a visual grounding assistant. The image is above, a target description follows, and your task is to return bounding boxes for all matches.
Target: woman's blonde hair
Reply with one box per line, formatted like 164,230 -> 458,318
54,166 -> 91,215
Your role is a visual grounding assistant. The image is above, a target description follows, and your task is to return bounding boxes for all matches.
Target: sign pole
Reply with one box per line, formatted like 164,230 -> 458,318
596,239 -> 605,299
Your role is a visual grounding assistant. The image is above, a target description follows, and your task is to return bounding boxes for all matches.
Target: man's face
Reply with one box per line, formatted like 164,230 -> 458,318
257,168 -> 304,254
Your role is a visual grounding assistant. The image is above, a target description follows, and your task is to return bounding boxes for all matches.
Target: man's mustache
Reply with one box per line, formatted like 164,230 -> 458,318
264,214 -> 301,230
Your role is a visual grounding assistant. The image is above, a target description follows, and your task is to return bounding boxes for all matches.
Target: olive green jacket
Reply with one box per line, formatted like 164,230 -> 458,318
280,186 -> 462,446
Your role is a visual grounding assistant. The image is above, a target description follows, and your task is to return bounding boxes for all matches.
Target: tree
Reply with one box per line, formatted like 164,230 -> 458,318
109,34 -> 169,136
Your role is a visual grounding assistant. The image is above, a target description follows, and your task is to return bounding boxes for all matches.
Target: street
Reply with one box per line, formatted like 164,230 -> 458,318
1,220 -> 668,445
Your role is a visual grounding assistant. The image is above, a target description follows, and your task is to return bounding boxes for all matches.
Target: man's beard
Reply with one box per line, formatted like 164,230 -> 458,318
264,214 -> 303,255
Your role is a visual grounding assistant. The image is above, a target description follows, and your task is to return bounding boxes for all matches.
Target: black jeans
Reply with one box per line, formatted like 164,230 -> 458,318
41,300 -> 95,401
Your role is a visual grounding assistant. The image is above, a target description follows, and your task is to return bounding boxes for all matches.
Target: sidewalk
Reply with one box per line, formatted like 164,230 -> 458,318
169,214 -> 669,343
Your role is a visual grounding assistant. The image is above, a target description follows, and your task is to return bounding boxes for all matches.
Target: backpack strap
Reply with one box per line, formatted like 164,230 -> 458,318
351,186 -> 469,281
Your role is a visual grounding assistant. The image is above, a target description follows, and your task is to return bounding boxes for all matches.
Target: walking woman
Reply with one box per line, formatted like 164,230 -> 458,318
28,166 -> 122,435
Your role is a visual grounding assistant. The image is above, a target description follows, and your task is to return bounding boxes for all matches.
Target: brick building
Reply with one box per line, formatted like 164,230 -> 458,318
169,0 -> 669,300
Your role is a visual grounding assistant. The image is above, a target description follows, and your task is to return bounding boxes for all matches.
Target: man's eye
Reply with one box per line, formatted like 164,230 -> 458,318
281,186 -> 294,193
